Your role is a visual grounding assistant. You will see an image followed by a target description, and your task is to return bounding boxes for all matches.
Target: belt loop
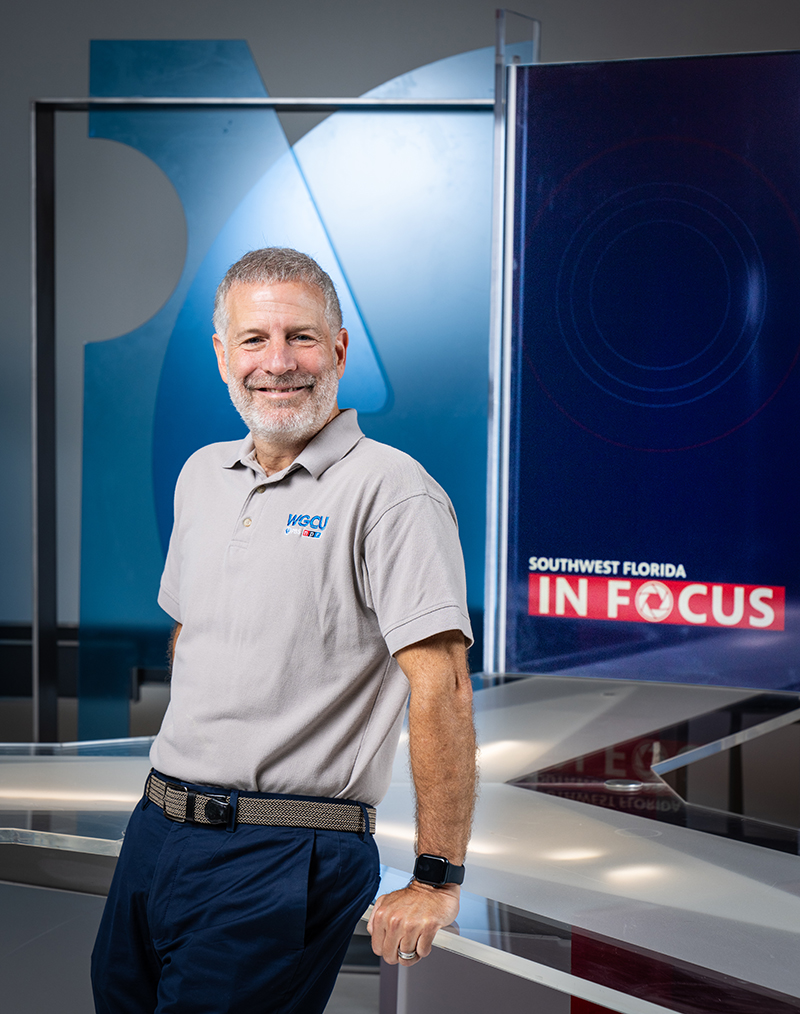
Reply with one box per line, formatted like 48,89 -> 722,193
142,771 -> 152,809
226,790 -> 239,833
357,802 -> 369,840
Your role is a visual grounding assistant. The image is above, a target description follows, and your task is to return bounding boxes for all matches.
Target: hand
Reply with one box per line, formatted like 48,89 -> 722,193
367,880 -> 460,965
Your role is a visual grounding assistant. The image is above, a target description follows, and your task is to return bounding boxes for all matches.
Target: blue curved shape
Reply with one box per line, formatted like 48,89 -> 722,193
151,45 -> 495,584
289,80 -> 494,612
151,147 -> 391,552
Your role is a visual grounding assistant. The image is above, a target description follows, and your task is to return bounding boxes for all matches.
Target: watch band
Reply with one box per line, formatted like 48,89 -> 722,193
413,853 -> 466,886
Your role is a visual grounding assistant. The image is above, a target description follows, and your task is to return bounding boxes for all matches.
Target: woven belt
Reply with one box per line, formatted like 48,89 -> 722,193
145,772 -> 376,834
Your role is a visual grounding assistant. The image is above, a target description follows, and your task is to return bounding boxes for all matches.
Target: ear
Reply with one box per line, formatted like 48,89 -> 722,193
334,328 -> 348,379
212,334 -> 229,384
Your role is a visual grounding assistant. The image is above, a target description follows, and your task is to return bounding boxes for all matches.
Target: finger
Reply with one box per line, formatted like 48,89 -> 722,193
369,910 -> 391,957
380,933 -> 400,965
367,895 -> 389,945
369,921 -> 387,957
414,926 -> 436,959
375,913 -> 405,964
397,939 -> 421,965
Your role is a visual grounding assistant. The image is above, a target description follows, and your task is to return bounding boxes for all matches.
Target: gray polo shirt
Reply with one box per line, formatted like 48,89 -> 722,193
151,409 -> 472,806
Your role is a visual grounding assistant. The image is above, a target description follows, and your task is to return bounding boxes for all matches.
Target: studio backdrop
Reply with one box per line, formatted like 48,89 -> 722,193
497,52 -> 800,691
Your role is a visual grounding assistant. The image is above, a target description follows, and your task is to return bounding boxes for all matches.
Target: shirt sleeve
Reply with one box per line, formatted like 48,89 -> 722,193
362,490 -> 473,656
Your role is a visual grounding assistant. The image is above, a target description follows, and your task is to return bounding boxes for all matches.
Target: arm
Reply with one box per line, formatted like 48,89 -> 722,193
168,623 -> 182,668
367,629 -> 476,965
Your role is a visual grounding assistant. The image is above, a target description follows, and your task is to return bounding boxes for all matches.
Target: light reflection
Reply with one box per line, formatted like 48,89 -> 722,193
465,838 -> 504,856
375,821 -> 415,842
0,789 -> 140,803
542,848 -> 605,861
745,263 -> 764,327
477,740 -> 543,761
605,864 -> 668,882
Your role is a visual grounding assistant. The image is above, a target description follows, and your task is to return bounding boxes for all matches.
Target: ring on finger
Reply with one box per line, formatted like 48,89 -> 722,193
398,948 -> 417,961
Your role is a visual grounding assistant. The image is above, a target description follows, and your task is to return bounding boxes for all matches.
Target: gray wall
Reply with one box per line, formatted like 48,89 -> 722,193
3,0 -> 800,625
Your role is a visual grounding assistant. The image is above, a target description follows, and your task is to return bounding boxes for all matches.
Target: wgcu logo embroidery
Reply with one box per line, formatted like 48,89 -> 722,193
284,513 -> 329,538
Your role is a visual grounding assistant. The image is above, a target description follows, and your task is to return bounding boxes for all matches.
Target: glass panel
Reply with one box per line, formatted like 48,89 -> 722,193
512,692 -> 800,853
497,9 -> 541,68
74,42 -> 497,738
503,54 -> 800,688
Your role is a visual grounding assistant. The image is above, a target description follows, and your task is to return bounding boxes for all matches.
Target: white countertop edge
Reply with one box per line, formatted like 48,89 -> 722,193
0,827 -> 123,856
362,904 -> 678,1014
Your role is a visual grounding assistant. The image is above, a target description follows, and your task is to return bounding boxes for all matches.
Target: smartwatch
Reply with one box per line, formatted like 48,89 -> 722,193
413,853 -> 466,886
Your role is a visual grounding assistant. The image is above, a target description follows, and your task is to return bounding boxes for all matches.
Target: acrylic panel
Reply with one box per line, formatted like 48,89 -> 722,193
504,53 -> 800,689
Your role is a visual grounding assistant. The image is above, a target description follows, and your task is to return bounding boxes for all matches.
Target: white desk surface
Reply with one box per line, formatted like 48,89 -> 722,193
2,675 -> 798,1010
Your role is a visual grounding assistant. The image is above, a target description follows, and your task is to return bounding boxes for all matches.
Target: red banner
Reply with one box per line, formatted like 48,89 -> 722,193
529,574 -> 785,631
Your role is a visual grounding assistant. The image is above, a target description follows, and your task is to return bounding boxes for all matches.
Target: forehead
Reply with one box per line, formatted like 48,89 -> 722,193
225,280 -> 328,330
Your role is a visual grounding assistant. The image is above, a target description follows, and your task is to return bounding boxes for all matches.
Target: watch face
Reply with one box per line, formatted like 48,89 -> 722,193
415,854 -> 448,883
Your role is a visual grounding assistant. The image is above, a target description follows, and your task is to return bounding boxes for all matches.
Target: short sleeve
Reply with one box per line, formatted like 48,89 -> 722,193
363,491 -> 473,656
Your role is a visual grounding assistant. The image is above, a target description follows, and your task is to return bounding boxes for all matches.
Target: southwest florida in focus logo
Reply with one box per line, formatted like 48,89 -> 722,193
284,512 -> 329,538
527,555 -> 785,631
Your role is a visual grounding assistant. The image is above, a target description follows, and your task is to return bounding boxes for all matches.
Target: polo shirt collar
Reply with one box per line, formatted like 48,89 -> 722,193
221,409 -> 364,480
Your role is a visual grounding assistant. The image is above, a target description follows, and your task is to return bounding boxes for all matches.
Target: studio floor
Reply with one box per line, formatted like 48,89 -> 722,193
327,970 -> 380,1014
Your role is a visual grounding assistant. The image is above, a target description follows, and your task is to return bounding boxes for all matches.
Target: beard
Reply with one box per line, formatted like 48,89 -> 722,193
226,363 -> 340,446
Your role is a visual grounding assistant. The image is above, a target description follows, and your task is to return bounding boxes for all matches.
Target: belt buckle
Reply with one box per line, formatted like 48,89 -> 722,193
163,784 -> 232,825
202,793 -> 232,825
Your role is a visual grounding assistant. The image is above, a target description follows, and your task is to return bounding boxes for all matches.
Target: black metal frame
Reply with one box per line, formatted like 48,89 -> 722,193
31,102 -> 57,742
30,93 -> 493,742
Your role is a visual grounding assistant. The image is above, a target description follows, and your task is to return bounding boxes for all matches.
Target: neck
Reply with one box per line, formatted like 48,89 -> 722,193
252,406 -> 340,476
253,438 -> 307,477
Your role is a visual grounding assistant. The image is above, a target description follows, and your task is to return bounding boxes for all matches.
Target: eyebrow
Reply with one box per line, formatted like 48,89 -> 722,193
234,325 -> 326,339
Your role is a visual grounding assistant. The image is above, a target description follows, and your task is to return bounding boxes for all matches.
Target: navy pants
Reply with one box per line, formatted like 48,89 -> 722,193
92,783 -> 380,1014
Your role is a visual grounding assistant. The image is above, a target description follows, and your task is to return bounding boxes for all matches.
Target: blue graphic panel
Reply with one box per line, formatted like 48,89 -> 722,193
506,54 -> 800,688
152,148 -> 392,552
81,41 -> 294,737
79,41 -> 495,737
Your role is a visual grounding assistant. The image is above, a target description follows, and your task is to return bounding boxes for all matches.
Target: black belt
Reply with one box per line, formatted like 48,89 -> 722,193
145,772 -> 376,834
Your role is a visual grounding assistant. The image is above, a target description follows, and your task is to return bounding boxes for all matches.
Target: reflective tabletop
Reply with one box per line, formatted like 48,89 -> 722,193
2,676 -> 800,1012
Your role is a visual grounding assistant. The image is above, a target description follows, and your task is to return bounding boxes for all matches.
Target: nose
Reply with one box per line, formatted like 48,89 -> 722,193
257,337 -> 297,376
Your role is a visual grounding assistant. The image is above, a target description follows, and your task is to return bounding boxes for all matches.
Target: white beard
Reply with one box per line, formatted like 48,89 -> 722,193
226,362 -> 339,446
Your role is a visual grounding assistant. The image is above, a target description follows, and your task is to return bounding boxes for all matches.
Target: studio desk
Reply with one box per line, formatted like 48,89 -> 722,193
3,675 -> 800,1013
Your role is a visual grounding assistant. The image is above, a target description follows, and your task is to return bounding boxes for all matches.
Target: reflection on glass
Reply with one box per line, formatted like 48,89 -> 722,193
541,848 -> 606,862
512,692 -> 800,854
604,864 -> 669,883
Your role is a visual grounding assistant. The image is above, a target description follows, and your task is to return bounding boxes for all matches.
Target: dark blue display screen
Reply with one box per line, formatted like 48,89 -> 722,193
506,53 -> 800,689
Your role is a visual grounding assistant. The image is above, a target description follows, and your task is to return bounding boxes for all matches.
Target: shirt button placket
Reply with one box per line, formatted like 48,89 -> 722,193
236,482 -> 271,541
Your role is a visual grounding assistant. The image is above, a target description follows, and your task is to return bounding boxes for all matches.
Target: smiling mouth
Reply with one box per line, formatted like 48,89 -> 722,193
248,381 -> 313,395
256,385 -> 310,395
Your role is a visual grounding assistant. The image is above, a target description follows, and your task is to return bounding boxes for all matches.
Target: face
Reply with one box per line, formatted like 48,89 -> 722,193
213,280 -> 348,447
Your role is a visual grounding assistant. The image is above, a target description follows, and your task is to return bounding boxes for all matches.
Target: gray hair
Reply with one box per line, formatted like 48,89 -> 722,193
213,247 -> 343,339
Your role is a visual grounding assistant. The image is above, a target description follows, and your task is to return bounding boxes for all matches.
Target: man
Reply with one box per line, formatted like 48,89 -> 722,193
92,248 -> 476,1014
